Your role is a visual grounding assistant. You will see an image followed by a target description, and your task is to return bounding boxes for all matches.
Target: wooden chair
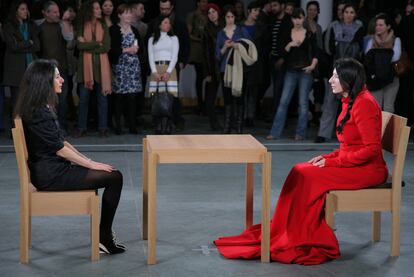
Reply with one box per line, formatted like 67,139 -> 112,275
12,117 -> 100,263
325,111 -> 411,257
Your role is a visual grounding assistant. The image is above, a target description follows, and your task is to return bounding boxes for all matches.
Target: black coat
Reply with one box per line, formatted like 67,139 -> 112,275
202,21 -> 221,82
244,23 -> 270,86
108,24 -> 144,66
2,20 -> 40,87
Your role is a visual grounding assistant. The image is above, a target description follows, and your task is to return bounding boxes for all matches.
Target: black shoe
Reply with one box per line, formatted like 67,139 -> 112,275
99,233 -> 126,254
314,136 -> 326,143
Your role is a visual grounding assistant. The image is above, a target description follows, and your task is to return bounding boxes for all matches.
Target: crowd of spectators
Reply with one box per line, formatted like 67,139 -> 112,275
0,0 -> 413,139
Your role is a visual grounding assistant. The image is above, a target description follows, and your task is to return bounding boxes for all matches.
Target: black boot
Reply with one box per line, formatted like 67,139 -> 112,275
235,102 -> 244,134
222,105 -> 232,134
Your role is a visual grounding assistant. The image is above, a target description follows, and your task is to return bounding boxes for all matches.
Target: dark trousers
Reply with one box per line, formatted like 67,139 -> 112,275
114,93 -> 137,131
191,62 -> 204,113
270,56 -> 285,116
205,80 -> 220,125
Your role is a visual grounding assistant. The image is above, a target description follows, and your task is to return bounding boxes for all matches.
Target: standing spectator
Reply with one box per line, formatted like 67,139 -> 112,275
109,4 -> 143,135
242,1 -> 267,127
257,0 -> 272,25
131,0 -> 148,39
0,22 -> 5,133
365,13 -> 401,113
234,0 -> 246,25
285,2 -> 295,15
202,3 -> 222,131
101,0 -> 114,27
131,0 -> 148,122
148,15 -> 179,134
216,5 -> 251,134
266,8 -> 318,140
75,0 -> 111,138
38,1 -> 70,133
304,1 -> 324,126
61,4 -> 78,123
147,0 -> 189,131
315,3 -> 364,143
267,0 -> 292,119
2,0 -> 40,115
187,0 -> 208,115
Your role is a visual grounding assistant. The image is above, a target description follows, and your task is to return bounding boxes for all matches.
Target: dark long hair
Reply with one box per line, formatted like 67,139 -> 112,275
14,59 -> 59,121
7,0 -> 30,27
76,0 -> 103,32
152,15 -> 174,44
334,58 -> 366,134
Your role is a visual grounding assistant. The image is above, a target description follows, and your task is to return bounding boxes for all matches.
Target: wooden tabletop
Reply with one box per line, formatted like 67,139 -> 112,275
145,135 -> 267,163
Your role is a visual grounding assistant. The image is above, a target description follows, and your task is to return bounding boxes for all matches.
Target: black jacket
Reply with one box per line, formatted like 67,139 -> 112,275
108,24 -> 144,66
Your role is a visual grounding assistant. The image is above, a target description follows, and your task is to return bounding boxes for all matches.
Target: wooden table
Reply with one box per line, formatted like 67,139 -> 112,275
142,135 -> 271,264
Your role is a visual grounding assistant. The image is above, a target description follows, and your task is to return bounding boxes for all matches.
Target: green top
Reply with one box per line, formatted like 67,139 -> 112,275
76,22 -> 111,84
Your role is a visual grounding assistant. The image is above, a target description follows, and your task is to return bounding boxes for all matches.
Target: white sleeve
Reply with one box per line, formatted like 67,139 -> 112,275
364,38 -> 373,54
148,37 -> 157,74
392,37 -> 402,62
167,36 -> 179,73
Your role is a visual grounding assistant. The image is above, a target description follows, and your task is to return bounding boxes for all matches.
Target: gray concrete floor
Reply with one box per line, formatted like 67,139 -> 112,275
0,115 -> 413,277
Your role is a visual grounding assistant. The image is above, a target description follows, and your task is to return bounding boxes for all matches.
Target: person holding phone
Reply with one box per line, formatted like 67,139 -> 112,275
109,4 -> 143,135
215,5 -> 250,134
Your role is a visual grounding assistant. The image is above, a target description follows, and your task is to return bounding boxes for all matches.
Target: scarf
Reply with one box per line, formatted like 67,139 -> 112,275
83,21 -> 111,94
20,22 -> 33,66
224,38 -> 257,96
373,30 -> 395,49
333,21 -> 362,43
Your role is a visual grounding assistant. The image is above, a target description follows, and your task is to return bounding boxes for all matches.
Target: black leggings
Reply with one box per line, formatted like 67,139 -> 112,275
42,168 -> 123,241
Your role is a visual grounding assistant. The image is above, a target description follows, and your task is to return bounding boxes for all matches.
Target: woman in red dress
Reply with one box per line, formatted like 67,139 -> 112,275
214,58 -> 388,265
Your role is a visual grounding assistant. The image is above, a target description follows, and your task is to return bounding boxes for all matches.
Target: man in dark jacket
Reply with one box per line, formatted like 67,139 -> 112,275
146,0 -> 190,130
37,1 -> 69,132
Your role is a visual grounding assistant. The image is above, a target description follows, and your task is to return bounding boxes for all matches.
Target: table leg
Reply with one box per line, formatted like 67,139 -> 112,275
147,153 -> 157,264
245,163 -> 254,229
142,138 -> 148,240
261,152 -> 271,263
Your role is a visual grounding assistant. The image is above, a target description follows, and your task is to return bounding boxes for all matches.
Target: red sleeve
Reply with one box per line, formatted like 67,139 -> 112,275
325,97 -> 382,167
322,149 -> 339,159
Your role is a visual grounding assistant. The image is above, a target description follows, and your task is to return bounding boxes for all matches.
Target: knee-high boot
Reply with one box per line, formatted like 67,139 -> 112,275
235,101 -> 244,134
222,105 -> 232,134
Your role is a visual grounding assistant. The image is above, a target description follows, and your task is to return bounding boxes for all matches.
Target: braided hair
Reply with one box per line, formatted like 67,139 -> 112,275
335,58 -> 366,134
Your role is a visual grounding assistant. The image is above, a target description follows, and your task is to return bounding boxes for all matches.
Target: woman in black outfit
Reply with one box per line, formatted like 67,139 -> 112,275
14,59 -> 125,255
202,3 -> 222,131
2,0 -> 39,115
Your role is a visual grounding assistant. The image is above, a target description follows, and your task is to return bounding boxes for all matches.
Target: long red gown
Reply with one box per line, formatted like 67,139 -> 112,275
214,89 -> 388,265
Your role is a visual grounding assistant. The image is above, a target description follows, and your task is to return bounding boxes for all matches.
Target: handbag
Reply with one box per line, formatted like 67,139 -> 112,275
151,82 -> 174,117
393,51 -> 414,76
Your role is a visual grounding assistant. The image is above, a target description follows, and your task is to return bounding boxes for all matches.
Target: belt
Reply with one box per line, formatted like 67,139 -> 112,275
155,60 -> 170,65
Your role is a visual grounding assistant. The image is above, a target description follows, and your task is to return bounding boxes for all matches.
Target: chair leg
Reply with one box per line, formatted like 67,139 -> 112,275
20,208 -> 30,264
391,210 -> 401,256
325,193 -> 335,230
91,195 -> 100,261
28,215 -> 32,248
372,211 -> 381,242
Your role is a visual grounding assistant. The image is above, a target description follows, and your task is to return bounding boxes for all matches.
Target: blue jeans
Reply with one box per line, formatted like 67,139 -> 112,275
269,70 -> 313,138
270,56 -> 285,115
0,86 -> 4,131
78,83 -> 108,131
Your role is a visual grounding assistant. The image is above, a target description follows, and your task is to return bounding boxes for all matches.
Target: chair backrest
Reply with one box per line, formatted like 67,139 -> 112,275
380,111 -> 411,192
12,117 -> 33,204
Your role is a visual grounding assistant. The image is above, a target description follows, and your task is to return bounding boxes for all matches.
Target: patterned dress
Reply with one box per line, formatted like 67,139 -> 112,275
112,32 -> 142,94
